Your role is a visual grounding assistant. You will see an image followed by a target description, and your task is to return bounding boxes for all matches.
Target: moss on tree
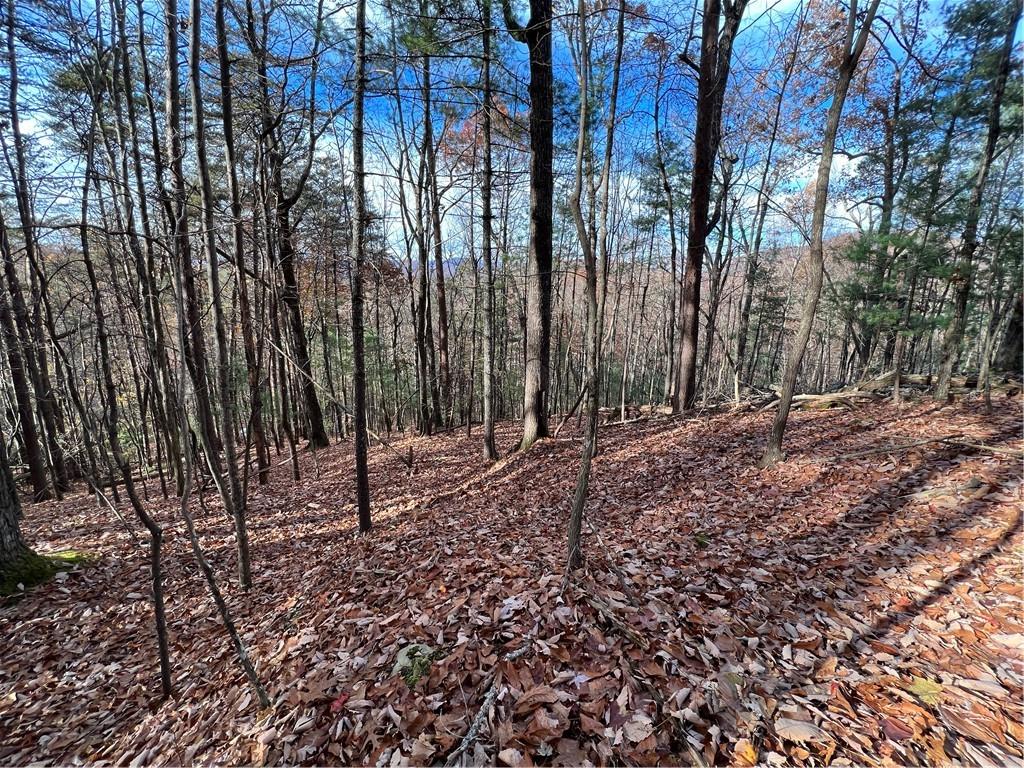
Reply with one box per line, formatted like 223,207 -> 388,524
0,548 -> 57,596
0,549 -> 96,596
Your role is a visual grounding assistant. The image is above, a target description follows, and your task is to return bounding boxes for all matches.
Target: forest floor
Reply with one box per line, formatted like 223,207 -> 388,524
1,398 -> 1022,766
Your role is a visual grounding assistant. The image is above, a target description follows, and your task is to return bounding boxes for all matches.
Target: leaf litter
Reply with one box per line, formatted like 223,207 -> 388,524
0,400 -> 1021,766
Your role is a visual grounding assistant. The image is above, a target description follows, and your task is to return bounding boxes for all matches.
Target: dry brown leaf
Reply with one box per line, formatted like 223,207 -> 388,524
622,714 -> 655,743
775,718 -> 830,743
515,685 -> 559,714
732,738 -> 759,766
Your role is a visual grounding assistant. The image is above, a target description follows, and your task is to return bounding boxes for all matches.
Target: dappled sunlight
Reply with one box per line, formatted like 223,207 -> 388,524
3,400 -> 1020,764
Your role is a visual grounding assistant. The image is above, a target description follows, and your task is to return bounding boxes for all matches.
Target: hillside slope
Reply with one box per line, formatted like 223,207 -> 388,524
1,400 -> 1021,766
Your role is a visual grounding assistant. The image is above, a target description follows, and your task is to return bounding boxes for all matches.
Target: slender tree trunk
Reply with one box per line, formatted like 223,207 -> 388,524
566,0 -> 597,570
762,0 -> 880,465
216,0 -> 269,486
0,434 -> 53,593
936,4 -> 1018,399
2,0 -> 67,494
651,53 -> 678,406
735,13 -> 801,401
589,0 -> 624,456
988,288 -> 1021,369
190,0 -> 251,588
164,0 -> 220,460
81,93 -> 172,696
350,0 -> 372,533
481,0 -> 499,460
276,207 -> 330,446
423,44 -> 452,419
0,224 -> 47,501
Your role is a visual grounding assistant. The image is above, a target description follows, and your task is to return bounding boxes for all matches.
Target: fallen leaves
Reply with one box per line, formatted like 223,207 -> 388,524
732,737 -> 758,766
514,685 -> 559,714
1,400 -> 1021,766
775,717 -> 831,743
906,675 -> 944,705
881,716 -> 915,741
621,714 -> 655,743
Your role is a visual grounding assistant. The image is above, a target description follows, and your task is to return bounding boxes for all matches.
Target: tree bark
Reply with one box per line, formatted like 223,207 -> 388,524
502,0 -> 554,451
0,434 -> 50,594
762,0 -> 881,465
935,3 -> 1018,400
350,0 -> 373,533
675,0 -> 747,411
481,0 -> 499,460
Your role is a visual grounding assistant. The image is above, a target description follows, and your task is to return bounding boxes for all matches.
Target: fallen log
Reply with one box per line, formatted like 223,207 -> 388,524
552,384 -> 588,438
942,438 -> 1024,458
759,390 -> 882,412
793,391 -> 881,409
856,370 -> 1022,396
855,370 -> 933,392
833,434 -> 1023,461
640,403 -> 675,416
834,433 -> 964,460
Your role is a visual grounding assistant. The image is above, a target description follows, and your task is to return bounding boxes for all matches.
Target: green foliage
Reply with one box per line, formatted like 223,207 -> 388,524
49,550 -> 98,566
51,65 -> 89,95
391,643 -> 441,687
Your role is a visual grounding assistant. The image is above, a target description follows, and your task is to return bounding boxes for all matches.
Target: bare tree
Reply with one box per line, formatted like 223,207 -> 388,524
216,0 -> 270,486
190,0 -> 252,588
761,0 -> 882,466
501,0 -> 554,451
567,0 -> 624,568
674,0 -> 747,412
481,0 -> 499,461
351,0 -> 373,532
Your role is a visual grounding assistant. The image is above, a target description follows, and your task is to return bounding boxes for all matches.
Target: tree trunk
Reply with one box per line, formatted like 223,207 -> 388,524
276,207 -> 331,446
81,91 -> 172,696
0,225 -> 48,501
3,0 -> 67,494
675,0 -> 746,411
995,292 -> 1022,373
217,0 -> 269,485
935,3 -> 1018,400
762,0 -> 881,465
423,46 -> 452,419
566,0 -> 597,570
164,0 -> 220,456
191,0 -> 251,589
0,436 -> 52,594
350,0 -> 372,533
736,11 -> 802,401
481,0 -> 499,460
502,0 -> 554,451
652,50 -> 678,405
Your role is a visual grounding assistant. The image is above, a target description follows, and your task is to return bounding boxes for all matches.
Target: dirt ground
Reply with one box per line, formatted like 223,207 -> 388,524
1,398 -> 1021,766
